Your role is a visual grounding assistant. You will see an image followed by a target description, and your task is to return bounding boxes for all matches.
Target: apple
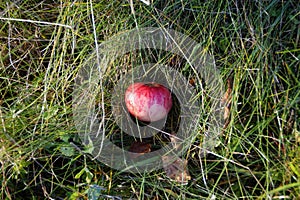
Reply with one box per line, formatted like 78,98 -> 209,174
125,82 -> 173,122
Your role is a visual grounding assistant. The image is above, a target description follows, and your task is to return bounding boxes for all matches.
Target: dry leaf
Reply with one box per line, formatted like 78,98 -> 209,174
128,141 -> 151,159
163,132 -> 191,184
151,196 -> 162,200
162,155 -> 191,185
169,131 -> 182,151
189,77 -> 196,87
222,78 -> 232,121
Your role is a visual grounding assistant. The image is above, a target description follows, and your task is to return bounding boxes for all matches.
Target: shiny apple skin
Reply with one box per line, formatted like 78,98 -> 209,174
125,82 -> 173,122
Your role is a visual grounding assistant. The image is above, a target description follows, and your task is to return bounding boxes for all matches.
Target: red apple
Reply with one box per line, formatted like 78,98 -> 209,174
125,82 -> 173,122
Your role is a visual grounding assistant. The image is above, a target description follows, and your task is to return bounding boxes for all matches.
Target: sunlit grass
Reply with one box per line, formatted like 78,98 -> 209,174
0,0 -> 299,199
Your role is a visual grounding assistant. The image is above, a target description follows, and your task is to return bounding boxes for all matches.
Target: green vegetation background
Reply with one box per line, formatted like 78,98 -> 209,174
0,0 -> 299,199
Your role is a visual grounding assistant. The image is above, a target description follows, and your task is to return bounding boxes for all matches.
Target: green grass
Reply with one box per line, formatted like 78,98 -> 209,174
0,0 -> 299,199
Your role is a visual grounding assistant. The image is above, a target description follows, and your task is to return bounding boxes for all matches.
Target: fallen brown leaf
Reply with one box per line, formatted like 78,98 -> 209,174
169,131 -> 182,151
222,77 -> 233,122
162,155 -> 191,185
128,141 -> 151,159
